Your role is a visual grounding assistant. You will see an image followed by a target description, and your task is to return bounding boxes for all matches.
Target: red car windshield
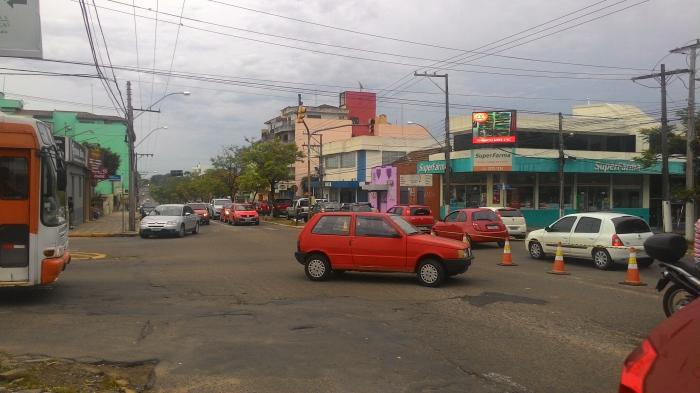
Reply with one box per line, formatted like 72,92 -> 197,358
235,204 -> 255,211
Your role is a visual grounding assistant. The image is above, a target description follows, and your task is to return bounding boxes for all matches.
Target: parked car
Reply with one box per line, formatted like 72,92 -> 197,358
525,212 -> 654,270
387,205 -> 435,233
230,203 -> 260,225
295,212 -> 473,287
273,198 -> 293,217
220,200 -> 234,223
254,200 -> 271,216
186,202 -> 211,225
139,204 -> 199,238
340,202 -> 374,212
287,198 -> 326,221
618,298 -> 700,393
139,201 -> 158,219
485,207 -> 527,238
309,201 -> 341,220
433,208 -> 508,247
210,198 -> 231,220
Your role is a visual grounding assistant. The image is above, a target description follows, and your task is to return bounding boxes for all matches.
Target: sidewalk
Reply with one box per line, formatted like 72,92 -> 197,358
69,211 -> 138,237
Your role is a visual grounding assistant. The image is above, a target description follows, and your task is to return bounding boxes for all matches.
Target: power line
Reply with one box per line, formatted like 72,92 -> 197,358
92,0 -> 636,81
90,0 -> 126,110
206,0 -> 648,72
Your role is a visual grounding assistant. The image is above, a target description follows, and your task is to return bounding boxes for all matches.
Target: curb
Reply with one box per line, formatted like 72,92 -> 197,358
69,232 -> 139,238
261,219 -> 305,229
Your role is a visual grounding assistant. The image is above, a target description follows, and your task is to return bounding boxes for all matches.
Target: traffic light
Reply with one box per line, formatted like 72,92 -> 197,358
296,105 -> 306,123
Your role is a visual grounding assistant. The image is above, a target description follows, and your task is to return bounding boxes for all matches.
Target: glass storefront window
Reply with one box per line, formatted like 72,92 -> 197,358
614,189 -> 641,208
450,184 -> 486,208
577,186 -> 609,211
508,186 -> 534,208
538,186 -> 573,209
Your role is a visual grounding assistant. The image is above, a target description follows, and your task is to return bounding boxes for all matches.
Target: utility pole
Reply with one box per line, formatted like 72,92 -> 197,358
671,39 -> 699,240
632,66 -> 690,232
318,133 -> 324,199
126,81 -> 136,232
558,113 -> 565,218
297,94 -> 312,199
414,72 -> 450,214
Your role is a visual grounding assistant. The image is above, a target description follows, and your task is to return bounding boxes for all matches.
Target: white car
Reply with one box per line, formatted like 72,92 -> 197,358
140,204 -> 200,238
525,212 -> 654,270
486,207 -> 527,238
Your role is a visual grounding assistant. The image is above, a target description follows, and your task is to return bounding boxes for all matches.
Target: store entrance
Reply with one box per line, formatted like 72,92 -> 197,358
576,186 -> 609,212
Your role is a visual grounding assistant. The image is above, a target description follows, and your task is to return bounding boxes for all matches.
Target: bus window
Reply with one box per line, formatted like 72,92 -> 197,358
41,156 -> 65,227
0,157 -> 28,199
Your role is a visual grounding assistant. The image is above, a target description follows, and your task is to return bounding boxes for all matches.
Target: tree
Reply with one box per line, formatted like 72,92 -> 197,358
241,139 -> 303,203
210,145 -> 243,200
237,165 -> 268,201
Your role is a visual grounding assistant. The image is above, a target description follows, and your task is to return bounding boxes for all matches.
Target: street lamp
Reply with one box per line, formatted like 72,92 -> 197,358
135,126 -> 168,148
407,121 -> 444,147
134,91 -> 191,120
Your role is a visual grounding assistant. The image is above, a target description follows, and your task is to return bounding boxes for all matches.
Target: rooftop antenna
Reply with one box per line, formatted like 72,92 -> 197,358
358,81 -> 364,91
586,97 -> 591,105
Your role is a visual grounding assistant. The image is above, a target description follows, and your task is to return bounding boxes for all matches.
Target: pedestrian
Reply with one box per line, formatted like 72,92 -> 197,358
68,196 -> 75,229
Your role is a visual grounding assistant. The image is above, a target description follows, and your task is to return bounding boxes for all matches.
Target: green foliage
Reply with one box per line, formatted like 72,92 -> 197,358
241,139 -> 303,201
149,139 -> 302,204
211,145 -> 244,199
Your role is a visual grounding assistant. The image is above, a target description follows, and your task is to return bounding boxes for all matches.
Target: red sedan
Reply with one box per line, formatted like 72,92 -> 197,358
432,208 -> 508,247
230,203 -> 260,226
295,212 -> 473,287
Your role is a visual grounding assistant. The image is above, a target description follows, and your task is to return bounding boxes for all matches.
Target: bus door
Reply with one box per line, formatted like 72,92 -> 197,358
0,149 -> 31,283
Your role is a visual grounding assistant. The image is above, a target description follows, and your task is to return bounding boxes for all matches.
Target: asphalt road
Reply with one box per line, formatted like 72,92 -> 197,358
0,220 -> 667,393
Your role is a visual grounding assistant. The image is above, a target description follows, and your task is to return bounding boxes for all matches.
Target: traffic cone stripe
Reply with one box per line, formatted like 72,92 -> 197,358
620,247 -> 646,286
548,242 -> 570,275
498,238 -> 517,266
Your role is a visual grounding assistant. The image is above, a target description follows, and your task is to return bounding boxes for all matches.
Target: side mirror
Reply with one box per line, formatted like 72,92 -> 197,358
185,212 -> 191,216
544,226 -> 551,232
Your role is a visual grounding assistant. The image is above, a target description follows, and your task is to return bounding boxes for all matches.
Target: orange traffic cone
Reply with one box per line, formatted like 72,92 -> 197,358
548,242 -> 570,275
620,247 -> 647,286
498,238 -> 518,266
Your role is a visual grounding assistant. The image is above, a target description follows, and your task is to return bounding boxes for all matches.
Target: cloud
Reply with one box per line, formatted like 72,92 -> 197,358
3,0 -> 698,174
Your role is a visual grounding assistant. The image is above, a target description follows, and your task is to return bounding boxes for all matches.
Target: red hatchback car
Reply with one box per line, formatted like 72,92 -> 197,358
295,212 -> 473,287
230,203 -> 260,225
432,208 -> 508,247
387,205 -> 435,233
619,298 -> 700,393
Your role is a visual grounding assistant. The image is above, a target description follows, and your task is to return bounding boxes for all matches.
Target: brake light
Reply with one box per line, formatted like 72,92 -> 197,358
612,234 -> 624,247
619,339 -> 656,393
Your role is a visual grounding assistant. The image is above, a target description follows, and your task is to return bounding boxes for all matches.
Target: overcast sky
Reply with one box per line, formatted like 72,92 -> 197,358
2,0 -> 699,174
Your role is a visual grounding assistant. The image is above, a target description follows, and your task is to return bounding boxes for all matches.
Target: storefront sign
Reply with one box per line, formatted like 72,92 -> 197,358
473,149 -> 512,172
417,160 -> 446,174
472,110 -> 516,145
400,174 -> 433,187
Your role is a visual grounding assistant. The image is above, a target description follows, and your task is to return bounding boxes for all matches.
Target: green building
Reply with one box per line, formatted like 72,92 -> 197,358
1,92 -> 129,211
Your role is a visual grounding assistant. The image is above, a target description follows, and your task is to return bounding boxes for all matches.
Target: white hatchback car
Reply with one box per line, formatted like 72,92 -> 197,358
486,207 -> 527,238
525,212 -> 654,270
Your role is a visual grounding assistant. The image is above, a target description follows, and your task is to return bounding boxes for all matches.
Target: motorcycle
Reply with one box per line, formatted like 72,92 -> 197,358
644,233 -> 700,317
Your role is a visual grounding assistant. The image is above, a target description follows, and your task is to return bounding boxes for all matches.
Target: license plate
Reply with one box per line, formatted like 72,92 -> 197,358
509,226 -> 519,230
151,228 -> 161,231
487,224 -> 499,230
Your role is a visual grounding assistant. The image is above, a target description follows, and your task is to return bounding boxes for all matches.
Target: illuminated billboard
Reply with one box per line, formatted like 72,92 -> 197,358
472,110 -> 516,144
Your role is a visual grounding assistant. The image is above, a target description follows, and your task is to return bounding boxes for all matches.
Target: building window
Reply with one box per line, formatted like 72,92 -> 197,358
340,152 -> 356,168
417,188 -> 425,205
325,154 -> 339,169
505,173 -> 535,209
400,187 -> 409,204
382,151 -> 405,165
307,114 -> 321,119
538,173 -> 574,209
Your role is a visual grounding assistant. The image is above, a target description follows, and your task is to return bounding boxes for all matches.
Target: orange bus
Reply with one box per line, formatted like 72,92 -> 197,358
1,113 -> 71,287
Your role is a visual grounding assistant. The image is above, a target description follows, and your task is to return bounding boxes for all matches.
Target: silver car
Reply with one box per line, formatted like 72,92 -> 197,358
140,204 -> 200,238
